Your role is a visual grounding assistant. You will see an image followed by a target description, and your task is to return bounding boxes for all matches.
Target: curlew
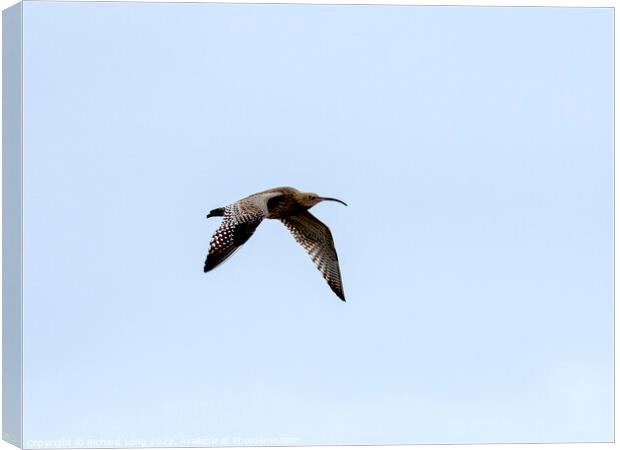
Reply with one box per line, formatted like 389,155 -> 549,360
204,186 -> 347,301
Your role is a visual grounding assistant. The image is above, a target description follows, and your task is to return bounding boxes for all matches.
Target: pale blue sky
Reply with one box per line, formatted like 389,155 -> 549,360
21,2 -> 612,446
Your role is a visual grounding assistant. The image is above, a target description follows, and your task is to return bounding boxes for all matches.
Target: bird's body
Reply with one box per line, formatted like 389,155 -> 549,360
204,186 -> 347,301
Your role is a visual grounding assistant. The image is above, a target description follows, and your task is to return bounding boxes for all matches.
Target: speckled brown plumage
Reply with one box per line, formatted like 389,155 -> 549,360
204,186 -> 347,302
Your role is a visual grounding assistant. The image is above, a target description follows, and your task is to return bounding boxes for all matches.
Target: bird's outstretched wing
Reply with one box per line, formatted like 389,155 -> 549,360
204,201 -> 265,272
280,211 -> 345,301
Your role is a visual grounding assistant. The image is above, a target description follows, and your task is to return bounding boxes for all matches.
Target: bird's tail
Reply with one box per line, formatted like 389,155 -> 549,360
207,207 -> 225,218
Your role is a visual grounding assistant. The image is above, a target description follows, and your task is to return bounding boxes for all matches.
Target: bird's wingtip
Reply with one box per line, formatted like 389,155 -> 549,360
207,207 -> 225,219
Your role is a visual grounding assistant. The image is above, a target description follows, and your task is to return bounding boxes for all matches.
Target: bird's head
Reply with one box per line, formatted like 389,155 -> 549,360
301,192 -> 348,209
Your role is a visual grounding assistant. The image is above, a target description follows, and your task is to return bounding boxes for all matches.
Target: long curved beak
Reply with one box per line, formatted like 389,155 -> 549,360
319,196 -> 348,206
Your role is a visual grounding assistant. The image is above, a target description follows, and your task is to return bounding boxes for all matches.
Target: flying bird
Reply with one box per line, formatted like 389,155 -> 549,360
204,186 -> 347,301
